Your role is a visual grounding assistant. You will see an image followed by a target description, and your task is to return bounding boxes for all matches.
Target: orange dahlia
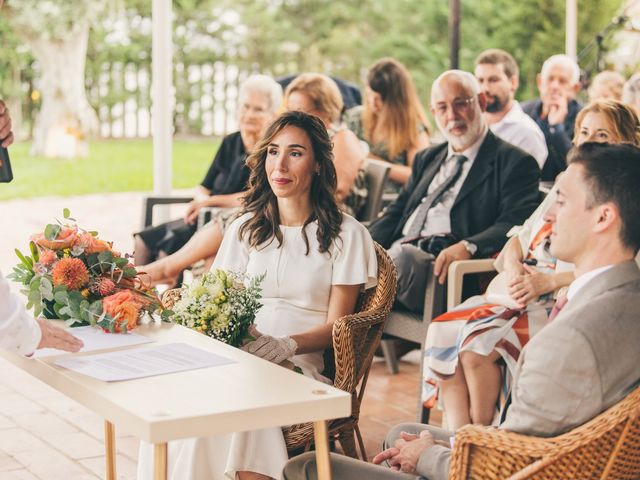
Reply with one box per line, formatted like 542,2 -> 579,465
102,290 -> 142,332
51,257 -> 90,290
31,226 -> 78,250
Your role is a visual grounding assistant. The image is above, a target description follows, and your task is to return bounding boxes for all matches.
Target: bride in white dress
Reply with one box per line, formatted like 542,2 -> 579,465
138,110 -> 377,480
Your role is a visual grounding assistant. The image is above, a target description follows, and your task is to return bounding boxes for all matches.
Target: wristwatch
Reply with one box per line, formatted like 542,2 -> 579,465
461,240 -> 478,256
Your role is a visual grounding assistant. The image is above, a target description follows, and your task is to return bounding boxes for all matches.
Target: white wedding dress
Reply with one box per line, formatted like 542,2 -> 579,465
137,213 -> 377,479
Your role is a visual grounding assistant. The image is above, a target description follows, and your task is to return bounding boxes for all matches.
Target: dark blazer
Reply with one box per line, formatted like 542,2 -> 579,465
521,98 -> 582,182
368,130 -> 541,257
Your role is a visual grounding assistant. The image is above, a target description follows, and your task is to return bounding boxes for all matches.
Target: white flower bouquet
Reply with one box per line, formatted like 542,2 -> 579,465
169,269 -> 265,347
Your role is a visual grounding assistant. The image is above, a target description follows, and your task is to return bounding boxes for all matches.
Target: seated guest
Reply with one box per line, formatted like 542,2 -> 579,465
622,72 -> 640,113
474,49 -> 548,169
522,54 -> 583,181
134,74 -> 282,285
343,57 -> 431,192
369,70 -> 540,315
284,73 -> 368,217
137,111 -> 377,480
139,75 -> 370,288
423,98 -> 640,431
588,70 -> 625,102
283,141 -> 640,480
277,73 -> 362,110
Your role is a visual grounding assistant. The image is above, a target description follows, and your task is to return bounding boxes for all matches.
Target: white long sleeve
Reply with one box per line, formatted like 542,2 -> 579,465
0,270 -> 41,355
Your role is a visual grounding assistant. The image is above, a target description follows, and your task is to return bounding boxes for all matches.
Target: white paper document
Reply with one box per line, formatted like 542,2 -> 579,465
34,326 -> 156,358
54,342 -> 236,382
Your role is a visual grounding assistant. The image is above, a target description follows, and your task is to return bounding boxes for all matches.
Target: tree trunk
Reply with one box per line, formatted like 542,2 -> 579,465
23,21 -> 98,158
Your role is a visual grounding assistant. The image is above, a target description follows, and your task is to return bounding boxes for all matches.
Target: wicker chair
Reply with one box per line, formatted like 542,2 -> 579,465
283,242 -> 396,460
449,386 -> 640,480
161,242 -> 397,461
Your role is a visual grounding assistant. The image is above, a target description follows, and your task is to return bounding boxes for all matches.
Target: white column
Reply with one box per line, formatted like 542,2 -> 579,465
566,0 -> 578,60
152,0 -> 173,196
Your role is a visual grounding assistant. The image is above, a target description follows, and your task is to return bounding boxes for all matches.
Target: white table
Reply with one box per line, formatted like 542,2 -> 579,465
0,322 -> 351,480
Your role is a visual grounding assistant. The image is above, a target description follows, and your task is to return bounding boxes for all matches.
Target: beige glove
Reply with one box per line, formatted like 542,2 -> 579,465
242,328 -> 298,364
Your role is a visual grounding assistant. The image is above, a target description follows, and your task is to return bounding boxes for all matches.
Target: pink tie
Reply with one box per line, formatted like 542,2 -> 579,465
548,295 -> 569,322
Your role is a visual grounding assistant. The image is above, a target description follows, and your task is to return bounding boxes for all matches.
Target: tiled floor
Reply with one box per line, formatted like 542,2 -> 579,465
0,351 -> 436,479
0,192 -> 441,478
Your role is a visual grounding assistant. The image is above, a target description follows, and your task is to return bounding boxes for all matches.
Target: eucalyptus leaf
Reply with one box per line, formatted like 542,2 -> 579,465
97,250 -> 113,263
44,224 -> 61,241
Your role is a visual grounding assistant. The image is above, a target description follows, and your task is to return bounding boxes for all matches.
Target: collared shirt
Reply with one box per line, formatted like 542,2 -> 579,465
0,270 -> 41,355
490,101 -> 548,169
403,126 -> 488,237
567,264 -> 614,301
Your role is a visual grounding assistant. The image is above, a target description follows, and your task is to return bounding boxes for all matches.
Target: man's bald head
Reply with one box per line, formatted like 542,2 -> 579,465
430,70 -> 486,151
431,70 -> 479,104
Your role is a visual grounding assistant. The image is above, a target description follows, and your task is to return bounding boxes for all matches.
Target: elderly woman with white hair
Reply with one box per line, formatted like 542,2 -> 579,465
135,74 -> 282,286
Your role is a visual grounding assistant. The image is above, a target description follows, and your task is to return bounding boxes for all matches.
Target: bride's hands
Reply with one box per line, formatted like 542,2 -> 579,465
242,326 -> 298,364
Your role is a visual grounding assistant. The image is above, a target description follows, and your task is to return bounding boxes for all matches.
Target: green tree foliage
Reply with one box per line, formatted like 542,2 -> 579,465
222,0 -> 624,102
0,0 -> 626,137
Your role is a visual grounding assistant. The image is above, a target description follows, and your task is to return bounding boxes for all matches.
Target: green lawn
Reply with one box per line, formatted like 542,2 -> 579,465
0,138 -> 219,200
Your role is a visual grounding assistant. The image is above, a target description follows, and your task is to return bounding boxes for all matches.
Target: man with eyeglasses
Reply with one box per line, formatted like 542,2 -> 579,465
367,70 -> 540,320
474,49 -> 548,170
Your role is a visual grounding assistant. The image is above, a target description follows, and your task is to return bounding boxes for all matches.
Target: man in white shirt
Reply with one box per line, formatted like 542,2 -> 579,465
283,142 -> 640,480
0,99 -> 83,355
474,49 -> 548,169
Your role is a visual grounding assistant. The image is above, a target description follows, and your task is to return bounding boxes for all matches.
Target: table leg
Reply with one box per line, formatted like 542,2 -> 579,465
104,420 -> 116,480
154,442 -> 168,480
313,420 -> 332,480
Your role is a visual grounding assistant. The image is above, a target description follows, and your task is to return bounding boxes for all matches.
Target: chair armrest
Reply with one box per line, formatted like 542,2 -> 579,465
447,259 -> 496,309
142,195 -> 194,228
449,424 -> 555,480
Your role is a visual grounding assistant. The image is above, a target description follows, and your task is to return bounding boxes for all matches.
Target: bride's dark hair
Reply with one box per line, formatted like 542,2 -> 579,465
238,110 -> 342,254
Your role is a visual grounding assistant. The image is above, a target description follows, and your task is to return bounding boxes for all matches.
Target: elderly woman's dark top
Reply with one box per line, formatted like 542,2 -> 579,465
200,131 -> 249,194
136,131 -> 248,258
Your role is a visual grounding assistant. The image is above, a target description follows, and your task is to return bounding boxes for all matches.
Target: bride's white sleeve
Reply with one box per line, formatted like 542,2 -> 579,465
211,214 -> 250,272
331,216 -> 378,289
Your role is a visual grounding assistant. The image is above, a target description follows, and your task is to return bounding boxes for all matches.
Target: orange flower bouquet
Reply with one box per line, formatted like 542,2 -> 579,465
9,209 -> 168,333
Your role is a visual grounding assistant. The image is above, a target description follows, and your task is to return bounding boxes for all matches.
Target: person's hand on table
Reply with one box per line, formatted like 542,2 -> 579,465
0,100 -> 14,147
372,430 -> 436,473
241,326 -> 297,364
36,318 -> 84,352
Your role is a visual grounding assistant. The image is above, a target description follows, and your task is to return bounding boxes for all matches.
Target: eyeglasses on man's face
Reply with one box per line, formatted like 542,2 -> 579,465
431,97 -> 476,116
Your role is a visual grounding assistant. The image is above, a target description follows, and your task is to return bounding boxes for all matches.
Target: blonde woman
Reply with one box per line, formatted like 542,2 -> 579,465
344,57 -> 430,191
285,73 -> 368,217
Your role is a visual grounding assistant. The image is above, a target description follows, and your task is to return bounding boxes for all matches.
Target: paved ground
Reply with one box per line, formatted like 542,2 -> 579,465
0,191 -> 188,479
0,191 -> 426,479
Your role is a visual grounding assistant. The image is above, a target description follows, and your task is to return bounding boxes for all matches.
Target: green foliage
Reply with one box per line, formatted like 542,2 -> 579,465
220,0 -> 624,102
0,138 -> 217,200
0,0 -> 628,139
